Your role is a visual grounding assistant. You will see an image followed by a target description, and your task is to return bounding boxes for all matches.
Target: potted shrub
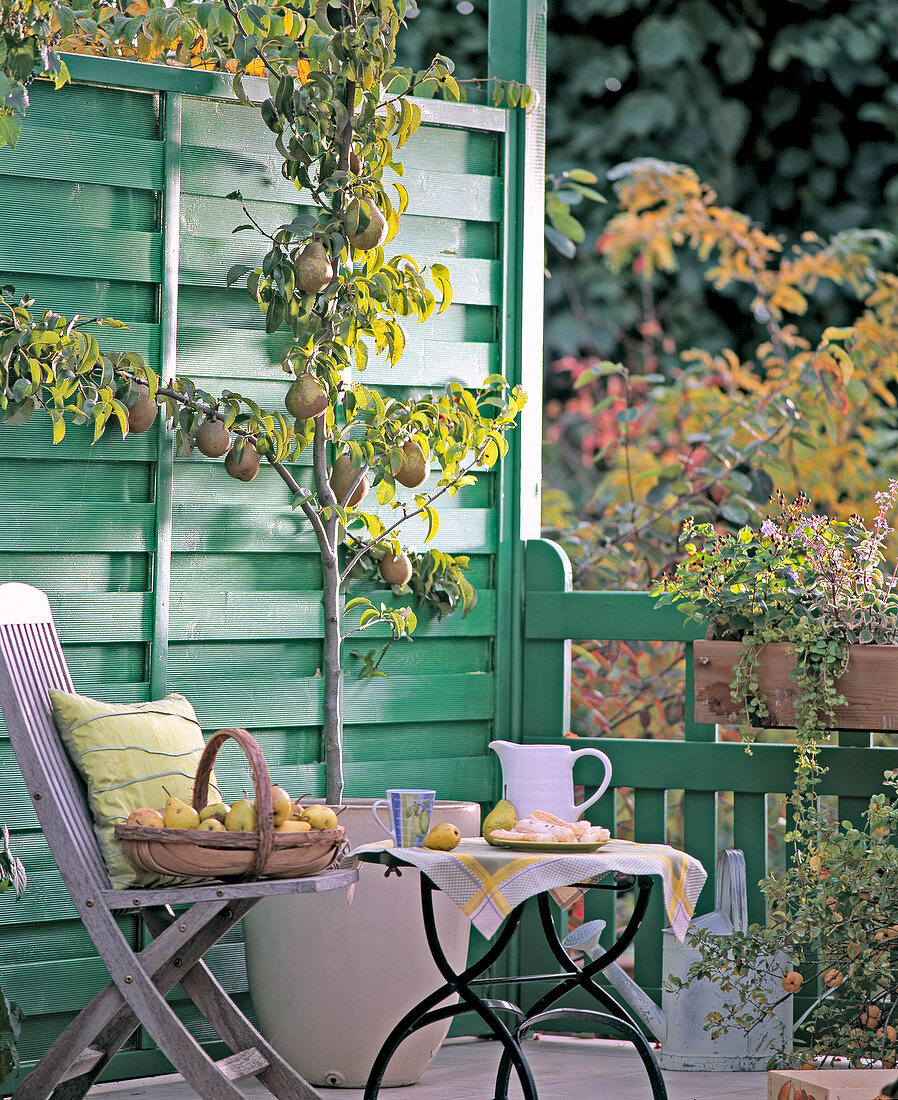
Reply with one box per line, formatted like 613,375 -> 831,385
1,0 -> 532,1085
655,486 -> 898,1068
656,487 -> 898,791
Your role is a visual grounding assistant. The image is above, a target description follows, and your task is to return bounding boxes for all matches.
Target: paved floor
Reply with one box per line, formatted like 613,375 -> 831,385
86,1036 -> 769,1099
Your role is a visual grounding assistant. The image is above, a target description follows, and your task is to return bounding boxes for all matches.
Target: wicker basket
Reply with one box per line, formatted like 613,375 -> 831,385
113,727 -> 345,880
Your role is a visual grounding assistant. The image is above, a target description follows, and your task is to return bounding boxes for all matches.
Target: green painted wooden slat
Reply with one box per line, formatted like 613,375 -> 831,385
180,99 -> 500,169
50,594 -> 154,643
345,719 -> 492,759
7,277 -> 158,325
733,792 -> 768,926
207,756 -> 494,802
0,225 -> 161,283
183,672 -> 494,728
27,77 -> 160,138
0,127 -> 163,191
65,646 -> 147,681
0,506 -> 155,553
63,681 -> 150,704
0,560 -> 149,600
3,936 -> 243,1018
59,56 -> 504,132
522,540 -> 571,741
181,196 -> 499,260
170,468 -> 492,509
176,286 -> 497,341
0,461 -> 152,502
169,551 -> 323,589
525,590 -> 705,642
172,640 -> 489,685
169,505 -> 495,553
0,918 -> 106,962
538,736 -> 898,799
633,788 -> 666,1001
178,238 -> 499,305
0,177 -> 157,232
176,329 -> 497,389
180,147 -> 501,220
168,592 -> 496,641
683,789 -> 716,914
0,418 -> 157,461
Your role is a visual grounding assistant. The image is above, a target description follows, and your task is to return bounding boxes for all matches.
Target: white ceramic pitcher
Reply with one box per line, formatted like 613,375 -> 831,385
488,740 -> 613,821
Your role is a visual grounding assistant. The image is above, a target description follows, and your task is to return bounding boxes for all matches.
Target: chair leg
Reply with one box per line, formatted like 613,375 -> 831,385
143,907 -> 323,1100
15,900 -> 256,1100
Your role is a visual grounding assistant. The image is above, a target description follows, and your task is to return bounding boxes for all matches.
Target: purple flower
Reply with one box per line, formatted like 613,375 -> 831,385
761,519 -> 777,537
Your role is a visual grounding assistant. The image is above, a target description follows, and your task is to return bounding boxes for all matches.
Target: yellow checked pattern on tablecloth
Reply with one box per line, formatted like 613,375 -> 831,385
347,837 -> 706,941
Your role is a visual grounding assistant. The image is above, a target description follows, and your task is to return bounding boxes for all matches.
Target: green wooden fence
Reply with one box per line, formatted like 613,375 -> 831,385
520,537 -> 898,1016
0,0 -> 546,1079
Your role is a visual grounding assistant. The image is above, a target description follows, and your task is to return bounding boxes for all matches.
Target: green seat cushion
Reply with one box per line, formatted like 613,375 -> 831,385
49,690 -> 221,889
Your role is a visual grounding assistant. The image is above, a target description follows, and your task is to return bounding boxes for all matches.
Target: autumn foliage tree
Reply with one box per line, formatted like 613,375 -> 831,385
542,159 -> 898,737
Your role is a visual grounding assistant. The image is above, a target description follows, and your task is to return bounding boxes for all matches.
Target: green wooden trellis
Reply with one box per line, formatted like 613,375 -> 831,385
519,538 -> 898,1014
0,0 -> 546,1083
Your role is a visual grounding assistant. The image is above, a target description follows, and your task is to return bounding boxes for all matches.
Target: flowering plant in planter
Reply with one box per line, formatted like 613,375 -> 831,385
655,485 -> 898,795
655,487 -> 898,1066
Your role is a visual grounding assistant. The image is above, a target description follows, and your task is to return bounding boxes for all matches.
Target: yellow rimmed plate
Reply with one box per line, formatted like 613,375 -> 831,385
489,838 -> 609,853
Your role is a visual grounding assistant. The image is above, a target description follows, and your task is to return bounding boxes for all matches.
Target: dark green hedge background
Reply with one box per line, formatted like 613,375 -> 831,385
400,0 -> 898,368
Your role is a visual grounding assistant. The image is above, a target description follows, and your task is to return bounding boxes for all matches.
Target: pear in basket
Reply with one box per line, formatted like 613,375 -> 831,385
225,798 -> 257,832
199,802 -> 230,826
256,785 -> 292,827
300,805 -> 339,830
198,819 -> 226,832
277,819 -> 311,832
164,794 -> 200,830
126,807 -> 164,828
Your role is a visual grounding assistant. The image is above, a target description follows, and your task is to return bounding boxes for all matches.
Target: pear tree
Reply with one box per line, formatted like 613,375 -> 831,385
0,0 -> 527,804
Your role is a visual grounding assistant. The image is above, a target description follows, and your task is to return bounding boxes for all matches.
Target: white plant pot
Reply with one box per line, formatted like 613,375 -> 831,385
243,799 -> 481,1088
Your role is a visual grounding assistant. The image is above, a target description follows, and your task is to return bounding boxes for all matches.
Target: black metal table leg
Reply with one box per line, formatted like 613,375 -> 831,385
492,877 -> 667,1100
363,875 -> 537,1100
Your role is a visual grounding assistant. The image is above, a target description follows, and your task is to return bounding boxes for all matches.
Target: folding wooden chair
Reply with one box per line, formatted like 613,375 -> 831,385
0,582 -> 358,1100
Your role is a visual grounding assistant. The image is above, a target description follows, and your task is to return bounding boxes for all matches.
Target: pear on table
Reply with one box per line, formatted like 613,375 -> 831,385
482,798 -> 517,846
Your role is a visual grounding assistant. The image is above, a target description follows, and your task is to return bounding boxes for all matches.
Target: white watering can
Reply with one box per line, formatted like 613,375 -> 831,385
569,850 -> 792,1071
488,740 -> 613,822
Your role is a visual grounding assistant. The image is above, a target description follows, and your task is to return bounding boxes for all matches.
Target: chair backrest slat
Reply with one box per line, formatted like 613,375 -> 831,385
0,587 -> 112,895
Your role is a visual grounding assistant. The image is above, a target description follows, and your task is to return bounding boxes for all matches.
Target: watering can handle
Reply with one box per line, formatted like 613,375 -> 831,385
570,748 -> 613,816
715,849 -> 748,932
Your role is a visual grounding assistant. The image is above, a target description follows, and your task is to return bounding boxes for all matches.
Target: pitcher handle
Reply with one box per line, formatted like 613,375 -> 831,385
571,748 -> 613,816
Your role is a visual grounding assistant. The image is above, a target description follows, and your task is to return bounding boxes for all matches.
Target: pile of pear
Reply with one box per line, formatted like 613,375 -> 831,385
126,785 -> 340,835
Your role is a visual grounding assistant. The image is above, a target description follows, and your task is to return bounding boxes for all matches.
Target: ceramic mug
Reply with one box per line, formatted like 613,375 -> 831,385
372,789 -> 436,847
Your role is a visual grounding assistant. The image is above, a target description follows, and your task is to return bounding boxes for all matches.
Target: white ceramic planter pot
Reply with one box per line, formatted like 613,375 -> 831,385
243,799 -> 481,1088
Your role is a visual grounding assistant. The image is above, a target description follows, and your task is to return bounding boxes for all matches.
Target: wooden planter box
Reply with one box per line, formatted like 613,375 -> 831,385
768,1067 -> 898,1099
693,641 -> 898,730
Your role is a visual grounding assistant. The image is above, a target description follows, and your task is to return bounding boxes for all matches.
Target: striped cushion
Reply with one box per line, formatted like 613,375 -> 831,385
50,690 -> 220,888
